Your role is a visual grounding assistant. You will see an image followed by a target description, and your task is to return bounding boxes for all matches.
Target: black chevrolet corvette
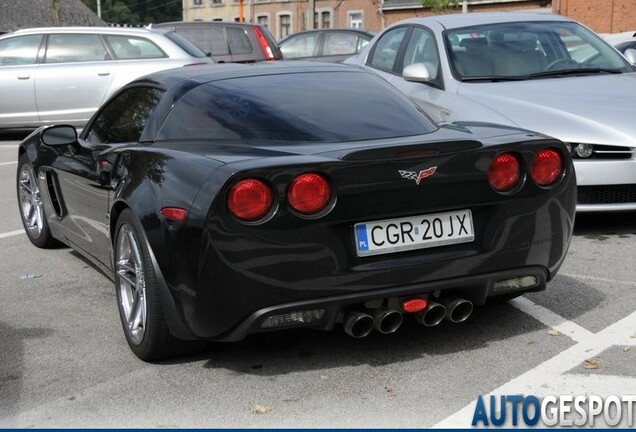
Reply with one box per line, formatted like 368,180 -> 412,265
16,62 -> 576,361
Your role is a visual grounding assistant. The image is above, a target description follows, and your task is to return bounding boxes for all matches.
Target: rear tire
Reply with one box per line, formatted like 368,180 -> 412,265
16,154 -> 58,248
114,209 -> 189,361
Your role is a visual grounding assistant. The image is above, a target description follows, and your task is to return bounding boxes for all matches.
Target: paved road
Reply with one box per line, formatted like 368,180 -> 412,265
0,138 -> 634,427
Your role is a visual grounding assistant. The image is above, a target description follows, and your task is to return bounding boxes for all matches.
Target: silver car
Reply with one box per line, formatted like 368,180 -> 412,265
346,13 -> 636,212
0,26 -> 212,130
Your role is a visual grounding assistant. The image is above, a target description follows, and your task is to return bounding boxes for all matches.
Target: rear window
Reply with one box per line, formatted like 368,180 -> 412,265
157,71 -> 436,143
164,31 -> 208,58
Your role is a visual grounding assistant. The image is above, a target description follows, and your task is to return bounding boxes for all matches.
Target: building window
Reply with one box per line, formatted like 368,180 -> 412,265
313,9 -> 331,29
321,11 -> 331,29
278,13 -> 291,39
348,11 -> 363,29
193,0 -> 202,5
256,14 -> 269,29
212,0 -> 223,5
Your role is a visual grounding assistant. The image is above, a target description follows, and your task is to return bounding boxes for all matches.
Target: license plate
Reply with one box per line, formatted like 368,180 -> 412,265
354,209 -> 474,257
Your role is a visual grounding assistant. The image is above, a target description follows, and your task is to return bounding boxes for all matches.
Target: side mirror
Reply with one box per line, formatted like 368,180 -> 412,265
624,48 -> 636,65
403,63 -> 432,83
41,125 -> 78,146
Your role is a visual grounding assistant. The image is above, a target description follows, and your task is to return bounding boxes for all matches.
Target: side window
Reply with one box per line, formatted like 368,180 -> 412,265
368,27 -> 407,72
323,32 -> 359,56
45,34 -> 106,63
0,35 -> 43,65
281,33 -> 319,58
227,27 -> 252,54
402,27 -> 440,79
173,28 -> 213,55
209,27 -> 230,56
105,35 -> 167,59
86,87 -> 164,144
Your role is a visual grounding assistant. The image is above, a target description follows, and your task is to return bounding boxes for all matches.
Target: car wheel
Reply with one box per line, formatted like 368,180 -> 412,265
16,154 -> 58,248
114,209 -> 187,361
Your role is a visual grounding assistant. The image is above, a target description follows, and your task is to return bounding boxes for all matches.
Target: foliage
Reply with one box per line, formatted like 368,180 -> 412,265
80,0 -> 182,25
421,0 -> 461,14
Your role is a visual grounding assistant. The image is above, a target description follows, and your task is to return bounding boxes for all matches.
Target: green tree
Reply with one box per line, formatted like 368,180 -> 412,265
80,0 -> 182,24
421,0 -> 460,14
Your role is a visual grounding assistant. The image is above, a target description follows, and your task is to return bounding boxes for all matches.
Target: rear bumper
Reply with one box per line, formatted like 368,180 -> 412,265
215,266 -> 548,342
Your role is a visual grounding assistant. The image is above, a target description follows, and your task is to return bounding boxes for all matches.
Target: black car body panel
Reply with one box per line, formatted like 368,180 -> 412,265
18,62 -> 576,349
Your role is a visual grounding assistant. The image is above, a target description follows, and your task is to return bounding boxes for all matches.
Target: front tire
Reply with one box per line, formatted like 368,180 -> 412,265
16,154 -> 57,248
114,209 -> 187,361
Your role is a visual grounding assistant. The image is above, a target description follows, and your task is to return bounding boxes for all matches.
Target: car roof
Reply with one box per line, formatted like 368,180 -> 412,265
396,12 -> 573,30
279,28 -> 375,43
134,61 -> 363,88
152,21 -> 262,29
4,26 -> 167,37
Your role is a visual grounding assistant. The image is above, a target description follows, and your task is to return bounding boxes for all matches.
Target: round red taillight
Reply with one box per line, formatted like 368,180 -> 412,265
488,153 -> 521,192
531,148 -> 563,187
287,173 -> 331,215
227,178 -> 273,222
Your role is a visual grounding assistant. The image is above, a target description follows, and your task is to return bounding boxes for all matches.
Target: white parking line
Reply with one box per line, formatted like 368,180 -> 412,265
510,296 -> 595,343
0,229 -> 24,239
0,160 -> 17,166
434,307 -> 636,428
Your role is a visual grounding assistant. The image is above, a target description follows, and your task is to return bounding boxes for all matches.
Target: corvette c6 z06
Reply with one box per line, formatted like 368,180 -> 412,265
16,62 -> 576,360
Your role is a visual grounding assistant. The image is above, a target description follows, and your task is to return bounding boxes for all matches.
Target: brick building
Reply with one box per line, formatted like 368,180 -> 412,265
182,0 -> 553,39
553,0 -> 636,33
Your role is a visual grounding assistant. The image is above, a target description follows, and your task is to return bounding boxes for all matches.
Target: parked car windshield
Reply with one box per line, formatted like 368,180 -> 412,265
445,21 -> 632,81
158,71 -> 436,142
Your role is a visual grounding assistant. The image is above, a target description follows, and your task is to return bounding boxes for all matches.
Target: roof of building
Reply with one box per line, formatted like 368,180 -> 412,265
0,0 -> 106,34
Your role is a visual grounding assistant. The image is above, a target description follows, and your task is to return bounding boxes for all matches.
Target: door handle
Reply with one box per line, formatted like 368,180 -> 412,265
17,74 -> 30,80
97,72 -> 111,76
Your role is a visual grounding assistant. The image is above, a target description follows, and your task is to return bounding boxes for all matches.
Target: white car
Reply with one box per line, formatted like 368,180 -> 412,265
346,12 -> 636,212
0,26 -> 213,130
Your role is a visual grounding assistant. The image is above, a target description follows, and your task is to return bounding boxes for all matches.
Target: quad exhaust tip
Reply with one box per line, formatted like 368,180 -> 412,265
344,297 -> 474,337
373,309 -> 403,334
414,302 -> 446,327
343,311 -> 375,338
444,297 -> 474,323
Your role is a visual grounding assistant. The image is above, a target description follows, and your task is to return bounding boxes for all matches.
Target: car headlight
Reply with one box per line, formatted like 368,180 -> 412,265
572,143 -> 594,158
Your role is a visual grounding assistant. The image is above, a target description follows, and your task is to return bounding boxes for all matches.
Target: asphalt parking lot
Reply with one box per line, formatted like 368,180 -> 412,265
0,137 -> 635,428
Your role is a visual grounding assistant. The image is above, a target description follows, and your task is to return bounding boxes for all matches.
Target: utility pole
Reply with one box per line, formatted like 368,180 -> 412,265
51,0 -> 60,25
308,0 -> 315,29
97,0 -> 102,18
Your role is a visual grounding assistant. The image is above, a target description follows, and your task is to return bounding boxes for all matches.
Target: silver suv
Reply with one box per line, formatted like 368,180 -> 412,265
0,26 -> 213,130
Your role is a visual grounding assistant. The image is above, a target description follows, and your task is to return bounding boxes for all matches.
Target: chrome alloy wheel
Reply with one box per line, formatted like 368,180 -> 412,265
116,224 -> 147,345
18,163 -> 44,237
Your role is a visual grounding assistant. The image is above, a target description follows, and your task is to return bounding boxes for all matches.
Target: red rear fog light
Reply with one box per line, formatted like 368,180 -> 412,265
402,298 -> 428,313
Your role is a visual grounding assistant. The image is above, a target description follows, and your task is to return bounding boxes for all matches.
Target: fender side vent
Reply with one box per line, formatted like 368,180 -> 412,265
45,171 -> 66,218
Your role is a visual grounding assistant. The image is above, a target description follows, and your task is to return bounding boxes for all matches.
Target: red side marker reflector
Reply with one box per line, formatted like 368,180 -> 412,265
161,207 -> 188,222
402,298 -> 428,313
